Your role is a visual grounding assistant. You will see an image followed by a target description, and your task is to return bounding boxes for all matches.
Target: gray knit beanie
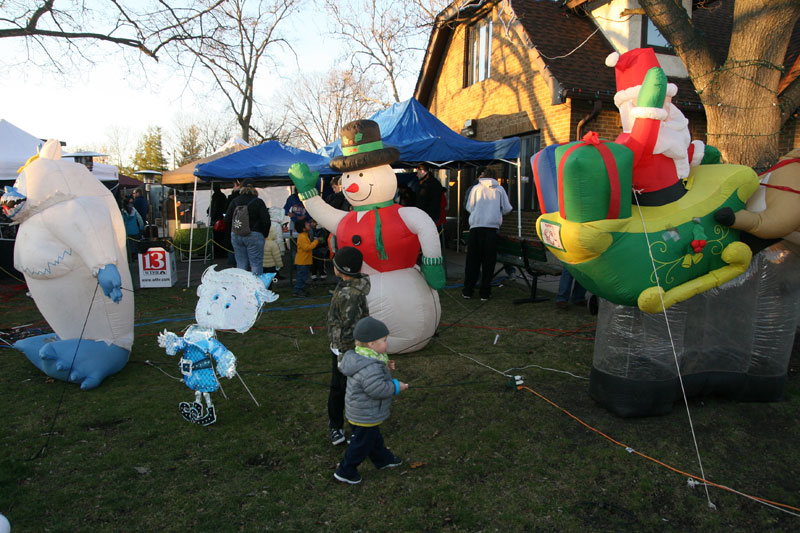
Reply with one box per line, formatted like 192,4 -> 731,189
353,316 -> 390,343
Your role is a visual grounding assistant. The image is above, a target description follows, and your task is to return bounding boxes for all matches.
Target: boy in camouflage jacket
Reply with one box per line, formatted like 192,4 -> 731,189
326,247 -> 370,445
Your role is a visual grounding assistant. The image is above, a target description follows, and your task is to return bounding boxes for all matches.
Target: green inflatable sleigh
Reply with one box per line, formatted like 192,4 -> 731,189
535,135 -> 759,313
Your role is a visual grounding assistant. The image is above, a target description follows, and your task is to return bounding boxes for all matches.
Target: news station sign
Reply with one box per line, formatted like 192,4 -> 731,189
138,247 -> 177,288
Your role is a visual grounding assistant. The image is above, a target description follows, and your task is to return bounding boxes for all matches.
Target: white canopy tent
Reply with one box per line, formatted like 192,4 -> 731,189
0,119 -> 43,183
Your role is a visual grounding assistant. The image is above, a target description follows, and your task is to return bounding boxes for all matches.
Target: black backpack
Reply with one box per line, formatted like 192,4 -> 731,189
232,197 -> 257,236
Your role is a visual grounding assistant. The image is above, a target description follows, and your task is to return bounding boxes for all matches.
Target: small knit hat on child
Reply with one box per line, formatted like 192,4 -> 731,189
332,246 -> 363,275
354,316 -> 390,343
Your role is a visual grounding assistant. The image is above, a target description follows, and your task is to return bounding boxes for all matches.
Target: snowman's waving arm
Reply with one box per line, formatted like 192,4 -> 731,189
299,195 -> 348,234
288,163 -> 347,233
399,207 -> 445,289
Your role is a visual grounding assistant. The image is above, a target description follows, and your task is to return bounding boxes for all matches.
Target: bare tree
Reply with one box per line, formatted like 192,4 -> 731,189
406,0 -> 452,32
248,110 -> 296,145
641,0 -> 800,169
0,0 -> 224,69
100,125 -> 136,176
282,68 -> 389,150
174,124 -> 203,167
172,0 -> 301,143
323,0 -> 417,102
195,115 -> 239,156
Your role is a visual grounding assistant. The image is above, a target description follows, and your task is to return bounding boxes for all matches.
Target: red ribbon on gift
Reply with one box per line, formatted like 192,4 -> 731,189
558,131 -> 622,220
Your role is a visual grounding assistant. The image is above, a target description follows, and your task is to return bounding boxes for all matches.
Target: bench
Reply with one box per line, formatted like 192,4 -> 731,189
494,235 -> 562,304
462,232 -> 562,305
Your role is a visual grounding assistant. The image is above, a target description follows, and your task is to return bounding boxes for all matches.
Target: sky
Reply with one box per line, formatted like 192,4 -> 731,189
0,4 -> 359,158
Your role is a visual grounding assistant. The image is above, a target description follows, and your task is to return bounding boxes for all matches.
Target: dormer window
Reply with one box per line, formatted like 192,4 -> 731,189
465,17 -> 493,86
642,16 -> 673,52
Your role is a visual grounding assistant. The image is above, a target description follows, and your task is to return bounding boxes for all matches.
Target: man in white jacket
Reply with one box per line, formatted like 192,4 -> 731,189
462,168 -> 512,301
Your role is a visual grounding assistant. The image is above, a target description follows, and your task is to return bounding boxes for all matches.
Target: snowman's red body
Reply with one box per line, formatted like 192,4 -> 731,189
336,204 -> 420,272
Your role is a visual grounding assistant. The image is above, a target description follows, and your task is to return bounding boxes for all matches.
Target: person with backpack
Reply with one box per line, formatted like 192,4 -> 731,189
224,178 -> 270,275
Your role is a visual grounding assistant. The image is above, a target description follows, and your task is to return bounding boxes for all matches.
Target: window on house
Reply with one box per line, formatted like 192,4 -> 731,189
466,17 -> 492,86
642,17 -> 672,51
507,132 -> 541,211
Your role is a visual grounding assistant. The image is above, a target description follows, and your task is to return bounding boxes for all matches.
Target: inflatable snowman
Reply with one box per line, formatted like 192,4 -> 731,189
1,140 -> 133,389
288,120 -> 445,353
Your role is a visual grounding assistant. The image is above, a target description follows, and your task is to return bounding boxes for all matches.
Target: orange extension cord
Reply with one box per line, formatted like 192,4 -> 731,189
517,384 -> 800,515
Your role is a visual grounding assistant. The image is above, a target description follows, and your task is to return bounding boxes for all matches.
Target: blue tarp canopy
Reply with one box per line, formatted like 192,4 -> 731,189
319,98 -> 520,166
194,140 -> 336,182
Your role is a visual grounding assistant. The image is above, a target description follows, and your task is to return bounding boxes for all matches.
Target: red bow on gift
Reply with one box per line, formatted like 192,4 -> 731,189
582,131 -> 600,145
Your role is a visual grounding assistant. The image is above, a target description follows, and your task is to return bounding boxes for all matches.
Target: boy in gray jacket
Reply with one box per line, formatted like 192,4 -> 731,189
333,317 -> 409,485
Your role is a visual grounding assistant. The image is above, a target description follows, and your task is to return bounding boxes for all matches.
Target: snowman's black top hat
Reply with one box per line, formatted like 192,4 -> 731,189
330,119 -> 399,172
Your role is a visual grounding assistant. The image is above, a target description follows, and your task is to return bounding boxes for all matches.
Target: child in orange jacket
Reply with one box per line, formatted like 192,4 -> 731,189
294,219 -> 321,297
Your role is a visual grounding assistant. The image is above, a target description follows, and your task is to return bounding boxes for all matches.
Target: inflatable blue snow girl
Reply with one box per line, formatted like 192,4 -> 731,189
158,266 -> 277,426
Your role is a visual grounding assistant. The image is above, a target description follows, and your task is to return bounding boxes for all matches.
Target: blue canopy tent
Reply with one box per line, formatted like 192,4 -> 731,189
195,140 -> 337,183
320,98 -> 523,238
319,98 -> 519,166
179,141 -> 336,284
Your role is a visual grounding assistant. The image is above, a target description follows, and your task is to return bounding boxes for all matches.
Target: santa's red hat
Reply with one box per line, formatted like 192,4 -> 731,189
605,48 -> 677,108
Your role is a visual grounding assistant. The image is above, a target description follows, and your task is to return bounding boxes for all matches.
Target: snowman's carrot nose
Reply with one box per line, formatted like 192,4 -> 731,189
346,183 -> 359,193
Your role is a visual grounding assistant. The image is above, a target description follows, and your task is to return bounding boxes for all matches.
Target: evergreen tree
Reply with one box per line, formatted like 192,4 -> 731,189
175,124 -> 203,167
131,126 -> 168,173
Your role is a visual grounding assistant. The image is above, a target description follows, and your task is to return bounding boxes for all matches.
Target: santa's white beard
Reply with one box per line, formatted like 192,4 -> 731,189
619,101 -> 692,179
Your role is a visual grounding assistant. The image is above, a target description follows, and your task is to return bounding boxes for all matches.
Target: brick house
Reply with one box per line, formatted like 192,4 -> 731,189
414,0 -> 800,239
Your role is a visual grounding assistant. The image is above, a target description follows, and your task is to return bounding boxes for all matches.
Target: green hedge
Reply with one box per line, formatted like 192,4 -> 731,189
172,228 -> 212,255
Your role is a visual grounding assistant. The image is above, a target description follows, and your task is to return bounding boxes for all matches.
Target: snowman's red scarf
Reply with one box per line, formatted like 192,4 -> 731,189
353,200 -> 395,259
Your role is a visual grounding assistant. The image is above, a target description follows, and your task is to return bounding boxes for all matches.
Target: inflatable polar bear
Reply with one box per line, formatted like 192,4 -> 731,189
2,140 -> 133,389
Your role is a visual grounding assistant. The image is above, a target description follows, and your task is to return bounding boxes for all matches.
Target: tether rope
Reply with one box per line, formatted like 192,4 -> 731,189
632,193 -> 714,509
29,281 -> 98,461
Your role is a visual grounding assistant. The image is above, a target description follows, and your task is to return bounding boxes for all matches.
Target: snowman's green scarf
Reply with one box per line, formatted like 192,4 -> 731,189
353,199 -> 394,260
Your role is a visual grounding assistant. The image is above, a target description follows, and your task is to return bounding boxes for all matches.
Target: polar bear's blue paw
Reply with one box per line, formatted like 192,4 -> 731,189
15,336 -> 129,389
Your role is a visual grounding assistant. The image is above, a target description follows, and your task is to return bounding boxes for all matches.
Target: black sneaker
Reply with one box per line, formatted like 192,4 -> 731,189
462,291 -> 472,299
378,455 -> 403,469
333,470 -> 362,484
329,428 -> 346,446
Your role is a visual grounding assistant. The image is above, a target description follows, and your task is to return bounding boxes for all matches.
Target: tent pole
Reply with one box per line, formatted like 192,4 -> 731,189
204,180 -> 212,264
187,175 -> 199,288
456,167 -> 462,253
516,157 -> 522,239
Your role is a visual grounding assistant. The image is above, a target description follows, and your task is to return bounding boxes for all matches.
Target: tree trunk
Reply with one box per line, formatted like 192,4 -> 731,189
642,0 -> 800,170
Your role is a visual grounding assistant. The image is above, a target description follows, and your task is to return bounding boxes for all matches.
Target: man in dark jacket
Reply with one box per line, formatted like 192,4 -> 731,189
414,164 -> 444,226
209,184 -> 227,258
324,175 -> 351,211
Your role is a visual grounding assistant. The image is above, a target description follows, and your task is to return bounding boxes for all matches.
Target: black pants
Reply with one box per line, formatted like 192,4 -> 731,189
463,227 -> 498,299
335,425 -> 395,478
328,352 -> 346,429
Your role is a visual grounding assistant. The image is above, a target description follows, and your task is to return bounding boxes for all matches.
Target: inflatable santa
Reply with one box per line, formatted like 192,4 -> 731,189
607,47 -> 713,206
288,120 -> 445,353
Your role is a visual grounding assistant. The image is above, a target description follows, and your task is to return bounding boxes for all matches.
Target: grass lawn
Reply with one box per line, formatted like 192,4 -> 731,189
1,273 -> 799,531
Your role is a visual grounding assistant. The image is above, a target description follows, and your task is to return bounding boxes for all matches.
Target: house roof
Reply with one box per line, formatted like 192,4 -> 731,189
511,0 -> 619,103
415,0 -> 800,112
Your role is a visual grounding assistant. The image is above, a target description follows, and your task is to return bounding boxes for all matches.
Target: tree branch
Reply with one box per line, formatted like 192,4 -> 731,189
639,0 -> 719,100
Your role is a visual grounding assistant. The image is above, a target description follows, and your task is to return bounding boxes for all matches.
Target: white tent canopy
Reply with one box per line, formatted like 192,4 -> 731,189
1,120 -> 119,185
0,119 -> 43,182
